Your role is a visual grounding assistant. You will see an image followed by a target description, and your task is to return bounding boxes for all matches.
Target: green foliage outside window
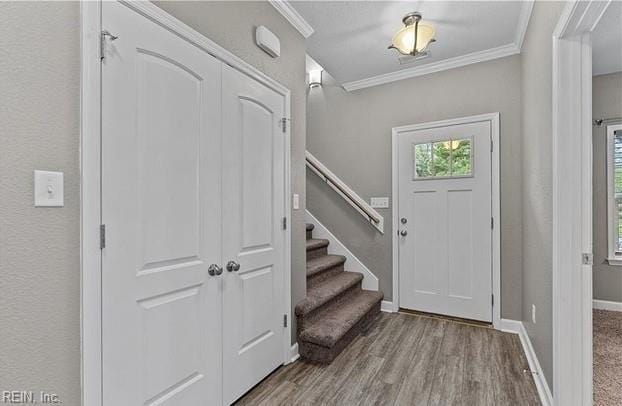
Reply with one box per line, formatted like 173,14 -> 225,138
414,138 -> 472,178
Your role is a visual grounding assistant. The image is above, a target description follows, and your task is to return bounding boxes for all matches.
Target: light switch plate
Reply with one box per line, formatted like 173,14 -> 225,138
531,304 -> 537,324
34,170 -> 64,207
370,197 -> 389,208
292,193 -> 300,210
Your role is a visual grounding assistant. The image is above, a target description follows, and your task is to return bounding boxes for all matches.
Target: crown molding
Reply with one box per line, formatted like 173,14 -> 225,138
342,43 -> 520,91
269,0 -> 314,38
515,0 -> 535,50
342,0 -> 534,91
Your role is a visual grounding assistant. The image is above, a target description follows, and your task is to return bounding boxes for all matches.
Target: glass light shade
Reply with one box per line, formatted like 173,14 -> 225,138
391,23 -> 435,55
308,69 -> 322,88
443,140 -> 462,150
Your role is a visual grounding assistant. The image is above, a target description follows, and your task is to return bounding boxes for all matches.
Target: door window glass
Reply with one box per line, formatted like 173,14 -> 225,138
412,138 -> 472,179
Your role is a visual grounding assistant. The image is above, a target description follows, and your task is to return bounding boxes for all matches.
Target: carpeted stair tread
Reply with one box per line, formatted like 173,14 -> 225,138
299,290 -> 384,349
306,238 -> 329,251
295,271 -> 363,316
307,254 -> 346,278
298,221 -> 384,362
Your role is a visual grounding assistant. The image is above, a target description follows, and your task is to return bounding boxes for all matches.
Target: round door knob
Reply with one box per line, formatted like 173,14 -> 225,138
208,264 -> 223,276
226,260 -> 241,272
400,230 -> 408,237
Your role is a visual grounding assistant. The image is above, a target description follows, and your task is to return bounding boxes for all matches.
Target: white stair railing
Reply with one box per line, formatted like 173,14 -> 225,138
306,151 -> 384,234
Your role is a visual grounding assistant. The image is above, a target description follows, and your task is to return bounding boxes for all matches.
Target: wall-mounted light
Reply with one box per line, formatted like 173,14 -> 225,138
308,69 -> 322,88
388,12 -> 436,56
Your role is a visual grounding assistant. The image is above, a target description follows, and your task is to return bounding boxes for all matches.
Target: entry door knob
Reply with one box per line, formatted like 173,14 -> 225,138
226,260 -> 241,272
400,230 -> 408,237
208,264 -> 223,276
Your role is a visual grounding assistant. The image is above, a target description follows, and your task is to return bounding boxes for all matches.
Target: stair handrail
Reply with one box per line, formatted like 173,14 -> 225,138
306,151 -> 384,234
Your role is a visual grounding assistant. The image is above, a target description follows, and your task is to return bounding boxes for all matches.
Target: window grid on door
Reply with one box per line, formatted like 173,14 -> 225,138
412,137 -> 473,180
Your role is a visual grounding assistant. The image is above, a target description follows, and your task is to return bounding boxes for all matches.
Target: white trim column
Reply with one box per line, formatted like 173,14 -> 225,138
552,2 -> 610,404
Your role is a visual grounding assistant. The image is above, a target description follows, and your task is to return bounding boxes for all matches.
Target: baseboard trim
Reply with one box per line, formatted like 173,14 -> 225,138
593,299 -> 622,311
499,319 -> 553,406
381,300 -> 396,313
288,343 -> 299,364
498,318 -> 523,334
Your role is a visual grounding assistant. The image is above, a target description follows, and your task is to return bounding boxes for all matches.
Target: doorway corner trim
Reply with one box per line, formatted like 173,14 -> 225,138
552,1 -> 610,405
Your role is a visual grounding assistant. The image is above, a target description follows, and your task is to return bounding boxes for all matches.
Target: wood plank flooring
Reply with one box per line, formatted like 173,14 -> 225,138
235,312 -> 541,406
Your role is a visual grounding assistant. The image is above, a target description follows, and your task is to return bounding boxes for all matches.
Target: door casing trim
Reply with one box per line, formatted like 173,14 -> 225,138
80,2 -> 293,405
391,113 -> 501,329
552,2 -> 610,404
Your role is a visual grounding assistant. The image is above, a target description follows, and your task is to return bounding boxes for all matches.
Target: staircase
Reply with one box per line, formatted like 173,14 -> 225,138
295,223 -> 384,363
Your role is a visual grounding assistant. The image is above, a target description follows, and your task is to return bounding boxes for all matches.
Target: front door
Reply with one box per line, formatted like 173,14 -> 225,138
397,120 -> 492,322
101,2 -> 222,404
221,65 -> 287,404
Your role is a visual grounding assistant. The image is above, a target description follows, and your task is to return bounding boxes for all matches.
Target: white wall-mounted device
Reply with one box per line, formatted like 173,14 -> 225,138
370,197 -> 389,209
34,170 -> 64,207
255,25 -> 280,58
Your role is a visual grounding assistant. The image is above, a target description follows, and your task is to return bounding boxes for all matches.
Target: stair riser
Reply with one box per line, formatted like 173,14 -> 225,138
297,281 -> 362,331
307,246 -> 328,261
306,229 -> 313,240
298,301 -> 381,363
307,263 -> 345,289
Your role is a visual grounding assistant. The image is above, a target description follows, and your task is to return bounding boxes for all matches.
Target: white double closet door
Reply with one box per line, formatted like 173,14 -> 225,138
101,2 -> 286,405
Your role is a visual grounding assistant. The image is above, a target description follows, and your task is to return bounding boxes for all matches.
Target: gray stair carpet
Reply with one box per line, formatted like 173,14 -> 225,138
295,223 -> 383,363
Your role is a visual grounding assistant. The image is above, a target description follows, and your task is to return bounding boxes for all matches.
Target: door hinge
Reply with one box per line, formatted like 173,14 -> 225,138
100,30 -> 119,61
582,253 -> 594,265
282,216 -> 287,230
280,117 -> 289,133
100,224 -> 106,249
492,294 -> 494,306
491,139 -> 494,152
491,217 -> 494,229
283,314 -> 288,328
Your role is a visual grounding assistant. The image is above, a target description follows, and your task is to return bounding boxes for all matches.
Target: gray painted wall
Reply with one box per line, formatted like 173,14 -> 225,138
0,2 -> 80,403
0,1 -> 305,402
520,0 -> 565,389
592,72 -> 622,302
307,55 -> 523,319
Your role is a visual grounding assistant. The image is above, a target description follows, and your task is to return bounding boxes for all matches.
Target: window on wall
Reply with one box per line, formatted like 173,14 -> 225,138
607,125 -> 622,265
413,138 -> 472,179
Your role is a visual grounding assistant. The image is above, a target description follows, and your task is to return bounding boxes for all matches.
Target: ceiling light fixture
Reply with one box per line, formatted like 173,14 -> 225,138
388,12 -> 436,56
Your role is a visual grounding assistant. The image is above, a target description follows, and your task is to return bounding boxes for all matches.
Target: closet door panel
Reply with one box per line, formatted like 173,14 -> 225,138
221,64 -> 287,405
101,2 -> 222,405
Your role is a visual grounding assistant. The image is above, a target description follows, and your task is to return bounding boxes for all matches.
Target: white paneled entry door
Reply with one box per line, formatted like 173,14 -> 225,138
397,120 -> 493,322
100,2 -> 286,405
221,66 -> 286,404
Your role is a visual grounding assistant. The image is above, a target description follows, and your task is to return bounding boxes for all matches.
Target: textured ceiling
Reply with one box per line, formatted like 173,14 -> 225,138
293,1 -> 524,84
593,1 -> 622,76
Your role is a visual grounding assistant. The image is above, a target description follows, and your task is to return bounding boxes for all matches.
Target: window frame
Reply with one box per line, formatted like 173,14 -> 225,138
411,136 -> 474,181
606,124 -> 622,265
